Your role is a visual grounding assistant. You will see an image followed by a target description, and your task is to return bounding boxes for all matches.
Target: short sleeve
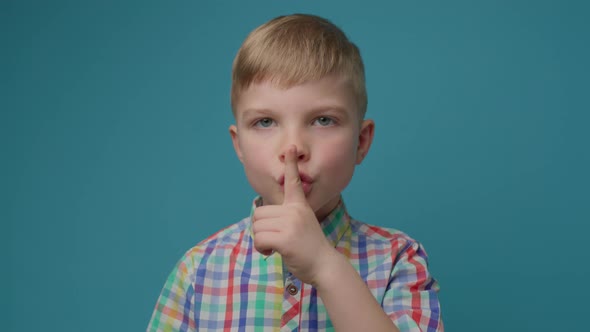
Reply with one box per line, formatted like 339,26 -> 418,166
147,254 -> 197,332
382,240 -> 444,332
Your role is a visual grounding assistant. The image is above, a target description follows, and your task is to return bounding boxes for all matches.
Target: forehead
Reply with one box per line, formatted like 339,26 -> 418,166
234,76 -> 358,118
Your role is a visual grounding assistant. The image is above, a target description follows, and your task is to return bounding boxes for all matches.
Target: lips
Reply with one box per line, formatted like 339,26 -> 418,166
278,172 -> 313,194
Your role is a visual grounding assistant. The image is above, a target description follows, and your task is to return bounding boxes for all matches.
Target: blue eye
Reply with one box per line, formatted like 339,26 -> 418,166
254,118 -> 274,128
314,117 -> 335,126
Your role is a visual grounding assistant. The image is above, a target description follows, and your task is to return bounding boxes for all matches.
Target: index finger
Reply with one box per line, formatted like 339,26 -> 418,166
283,145 -> 306,204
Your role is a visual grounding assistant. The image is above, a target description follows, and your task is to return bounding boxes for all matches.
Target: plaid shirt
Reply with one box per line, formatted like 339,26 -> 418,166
148,198 -> 443,331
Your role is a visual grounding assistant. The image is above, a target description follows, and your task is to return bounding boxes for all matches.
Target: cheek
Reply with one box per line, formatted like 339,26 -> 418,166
239,139 -> 275,181
318,136 -> 358,173
241,144 -> 268,172
323,133 -> 358,160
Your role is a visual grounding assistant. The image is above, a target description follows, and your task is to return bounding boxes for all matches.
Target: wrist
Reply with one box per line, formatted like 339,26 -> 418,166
310,247 -> 349,290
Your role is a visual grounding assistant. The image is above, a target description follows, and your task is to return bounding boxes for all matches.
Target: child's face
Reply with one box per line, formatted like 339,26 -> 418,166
230,75 -> 374,220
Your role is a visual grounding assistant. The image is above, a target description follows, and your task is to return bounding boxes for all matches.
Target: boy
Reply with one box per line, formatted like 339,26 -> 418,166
148,14 -> 443,331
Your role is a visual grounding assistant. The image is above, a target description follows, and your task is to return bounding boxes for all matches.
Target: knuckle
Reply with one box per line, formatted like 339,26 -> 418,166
252,207 -> 265,220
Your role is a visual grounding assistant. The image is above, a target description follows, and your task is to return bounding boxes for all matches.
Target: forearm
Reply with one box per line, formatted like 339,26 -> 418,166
313,249 -> 400,332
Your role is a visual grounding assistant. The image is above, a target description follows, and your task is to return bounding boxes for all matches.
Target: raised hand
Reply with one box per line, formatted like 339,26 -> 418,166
252,145 -> 335,285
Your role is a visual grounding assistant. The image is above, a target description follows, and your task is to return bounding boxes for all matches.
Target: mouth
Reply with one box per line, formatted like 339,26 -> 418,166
278,173 -> 314,194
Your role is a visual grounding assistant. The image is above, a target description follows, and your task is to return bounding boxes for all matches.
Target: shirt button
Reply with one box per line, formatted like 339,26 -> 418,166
287,284 -> 298,296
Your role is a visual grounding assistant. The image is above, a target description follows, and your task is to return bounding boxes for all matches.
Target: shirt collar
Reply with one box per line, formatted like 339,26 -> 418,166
248,196 -> 351,248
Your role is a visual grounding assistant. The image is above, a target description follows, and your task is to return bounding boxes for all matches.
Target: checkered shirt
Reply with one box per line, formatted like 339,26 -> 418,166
148,197 -> 443,331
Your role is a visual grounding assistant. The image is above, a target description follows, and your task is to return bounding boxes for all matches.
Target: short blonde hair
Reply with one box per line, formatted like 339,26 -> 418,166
231,14 -> 367,118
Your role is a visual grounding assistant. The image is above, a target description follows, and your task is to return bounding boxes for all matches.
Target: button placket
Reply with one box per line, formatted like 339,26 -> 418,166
281,273 -> 303,330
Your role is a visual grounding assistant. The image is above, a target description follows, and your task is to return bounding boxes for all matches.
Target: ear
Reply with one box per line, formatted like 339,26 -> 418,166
229,125 -> 244,163
356,119 -> 375,165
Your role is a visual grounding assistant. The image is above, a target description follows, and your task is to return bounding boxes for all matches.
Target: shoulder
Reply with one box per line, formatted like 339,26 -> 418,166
349,218 -> 416,245
175,217 -> 250,272
192,217 -> 250,249
348,218 -> 427,257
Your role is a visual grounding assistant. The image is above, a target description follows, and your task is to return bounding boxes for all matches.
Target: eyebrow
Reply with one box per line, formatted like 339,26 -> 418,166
241,108 -> 272,118
240,105 -> 351,121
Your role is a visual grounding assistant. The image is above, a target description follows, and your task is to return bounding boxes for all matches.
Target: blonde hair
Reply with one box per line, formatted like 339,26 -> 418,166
231,14 -> 367,118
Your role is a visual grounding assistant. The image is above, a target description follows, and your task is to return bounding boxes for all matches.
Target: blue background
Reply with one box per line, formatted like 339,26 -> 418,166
4,0 -> 589,331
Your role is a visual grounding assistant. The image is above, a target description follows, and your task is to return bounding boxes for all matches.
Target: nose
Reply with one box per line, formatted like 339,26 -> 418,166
278,130 -> 310,163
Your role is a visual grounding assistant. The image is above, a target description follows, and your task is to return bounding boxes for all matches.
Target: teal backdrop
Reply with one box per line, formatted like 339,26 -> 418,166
4,0 -> 589,331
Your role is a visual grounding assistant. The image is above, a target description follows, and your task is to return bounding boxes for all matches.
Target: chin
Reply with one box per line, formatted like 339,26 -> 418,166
310,194 -> 338,211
